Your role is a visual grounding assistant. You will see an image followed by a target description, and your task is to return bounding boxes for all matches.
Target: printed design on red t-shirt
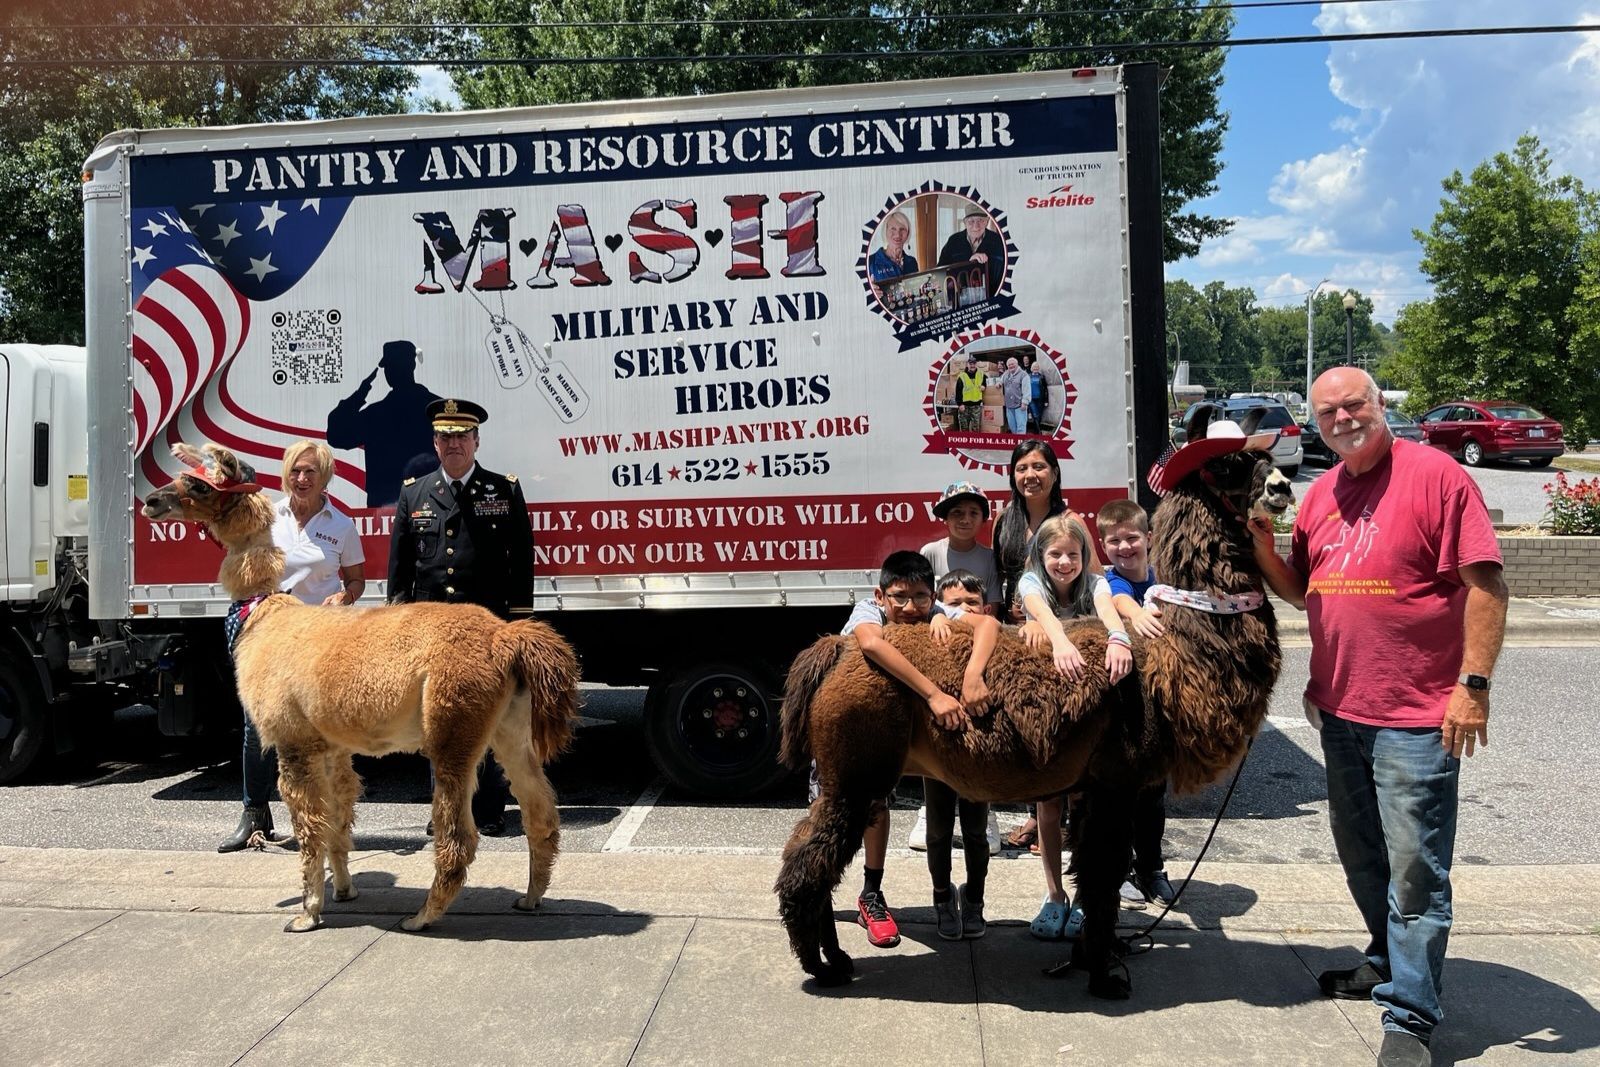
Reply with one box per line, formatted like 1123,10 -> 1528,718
1317,506 -> 1380,571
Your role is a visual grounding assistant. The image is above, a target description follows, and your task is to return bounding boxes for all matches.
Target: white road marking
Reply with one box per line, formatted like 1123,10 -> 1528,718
601,778 -> 665,852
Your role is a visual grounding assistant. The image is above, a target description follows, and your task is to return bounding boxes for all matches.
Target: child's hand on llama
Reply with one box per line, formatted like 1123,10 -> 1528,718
1051,636 -> 1086,680
929,613 -> 954,644
1105,641 -> 1133,683
927,690 -> 965,730
1131,605 -> 1164,639
961,669 -> 990,712
1019,619 -> 1048,649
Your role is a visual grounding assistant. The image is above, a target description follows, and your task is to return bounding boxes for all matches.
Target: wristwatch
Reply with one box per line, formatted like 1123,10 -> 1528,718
1457,673 -> 1490,692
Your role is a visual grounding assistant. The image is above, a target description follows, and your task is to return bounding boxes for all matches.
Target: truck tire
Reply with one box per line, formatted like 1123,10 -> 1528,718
1462,439 -> 1485,467
0,658 -> 48,785
645,662 -> 789,798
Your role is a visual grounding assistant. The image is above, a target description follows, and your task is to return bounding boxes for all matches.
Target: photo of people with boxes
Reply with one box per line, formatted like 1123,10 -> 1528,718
866,191 -> 1009,328
932,337 -> 1066,440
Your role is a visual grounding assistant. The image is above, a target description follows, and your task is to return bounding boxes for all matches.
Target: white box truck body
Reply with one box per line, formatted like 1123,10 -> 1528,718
71,66 -> 1171,793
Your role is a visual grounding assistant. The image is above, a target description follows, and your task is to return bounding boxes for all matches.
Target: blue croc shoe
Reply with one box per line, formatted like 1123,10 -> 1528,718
1030,899 -> 1069,940
1063,904 -> 1086,939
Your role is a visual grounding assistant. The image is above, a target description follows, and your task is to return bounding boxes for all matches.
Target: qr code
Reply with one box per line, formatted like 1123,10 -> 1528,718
269,309 -> 344,385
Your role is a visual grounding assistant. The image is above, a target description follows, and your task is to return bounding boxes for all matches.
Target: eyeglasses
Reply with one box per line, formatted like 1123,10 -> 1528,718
885,593 -> 934,609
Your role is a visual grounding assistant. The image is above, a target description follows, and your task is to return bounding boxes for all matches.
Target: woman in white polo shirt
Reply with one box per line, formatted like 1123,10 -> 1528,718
216,440 -> 366,853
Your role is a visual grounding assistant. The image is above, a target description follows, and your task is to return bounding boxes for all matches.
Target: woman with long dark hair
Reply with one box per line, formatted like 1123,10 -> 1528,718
992,439 -> 1067,622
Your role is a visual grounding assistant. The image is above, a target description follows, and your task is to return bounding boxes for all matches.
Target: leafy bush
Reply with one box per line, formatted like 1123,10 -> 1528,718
1543,471 -> 1600,534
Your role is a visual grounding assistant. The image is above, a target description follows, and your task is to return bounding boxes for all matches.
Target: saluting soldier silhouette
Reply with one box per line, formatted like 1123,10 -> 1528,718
326,339 -> 441,509
388,398 -> 534,835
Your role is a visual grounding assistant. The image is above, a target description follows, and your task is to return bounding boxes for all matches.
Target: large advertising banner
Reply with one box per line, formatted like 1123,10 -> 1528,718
124,85 -> 1132,585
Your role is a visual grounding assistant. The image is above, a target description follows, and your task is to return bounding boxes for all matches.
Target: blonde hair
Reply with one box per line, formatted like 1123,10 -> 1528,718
1023,513 -> 1100,619
882,210 -> 911,240
281,440 -> 335,493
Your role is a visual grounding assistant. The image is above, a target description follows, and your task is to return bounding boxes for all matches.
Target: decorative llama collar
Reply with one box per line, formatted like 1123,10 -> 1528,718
225,594 -> 269,654
1144,584 -> 1264,615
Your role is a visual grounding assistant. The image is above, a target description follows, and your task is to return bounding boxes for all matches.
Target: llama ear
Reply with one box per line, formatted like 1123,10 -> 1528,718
1185,402 -> 1221,441
171,442 -> 207,468
200,443 -> 242,481
237,460 -> 258,485
1236,406 -> 1267,436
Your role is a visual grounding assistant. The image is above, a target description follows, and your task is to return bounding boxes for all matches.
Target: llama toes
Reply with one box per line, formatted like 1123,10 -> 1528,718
277,746 -> 332,933
497,736 -> 561,912
404,769 -> 478,931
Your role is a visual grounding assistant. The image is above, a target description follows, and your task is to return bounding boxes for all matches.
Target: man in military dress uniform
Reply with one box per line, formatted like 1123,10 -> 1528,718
388,397 -> 533,833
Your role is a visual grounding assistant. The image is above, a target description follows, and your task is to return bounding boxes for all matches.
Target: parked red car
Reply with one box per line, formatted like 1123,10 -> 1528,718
1416,401 -> 1564,467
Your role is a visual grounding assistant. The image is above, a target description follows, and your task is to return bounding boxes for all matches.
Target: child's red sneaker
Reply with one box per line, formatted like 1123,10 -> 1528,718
856,891 -> 901,948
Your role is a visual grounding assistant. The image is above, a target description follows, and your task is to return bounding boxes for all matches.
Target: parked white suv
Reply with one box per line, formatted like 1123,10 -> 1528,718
1179,398 -> 1304,478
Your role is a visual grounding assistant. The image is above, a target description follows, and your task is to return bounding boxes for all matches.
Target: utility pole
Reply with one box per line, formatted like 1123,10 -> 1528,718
1305,278 -> 1332,405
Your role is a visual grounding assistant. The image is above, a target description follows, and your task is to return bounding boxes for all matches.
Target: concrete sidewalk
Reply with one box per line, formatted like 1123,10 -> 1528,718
1,847 -> 1596,1066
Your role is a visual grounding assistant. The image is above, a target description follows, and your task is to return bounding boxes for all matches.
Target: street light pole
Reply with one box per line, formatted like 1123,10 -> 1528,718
1343,292 -> 1357,365
1305,277 -> 1331,408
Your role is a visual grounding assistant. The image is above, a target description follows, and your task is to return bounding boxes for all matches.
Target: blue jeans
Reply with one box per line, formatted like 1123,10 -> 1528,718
1005,405 -> 1027,433
1320,713 -> 1460,1042
241,711 -> 278,810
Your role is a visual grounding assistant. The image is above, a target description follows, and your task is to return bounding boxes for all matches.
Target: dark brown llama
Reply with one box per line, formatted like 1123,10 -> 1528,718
775,408 -> 1290,998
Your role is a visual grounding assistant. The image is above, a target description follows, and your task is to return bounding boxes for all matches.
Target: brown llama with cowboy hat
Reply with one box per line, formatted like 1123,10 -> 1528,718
775,404 -> 1293,998
142,441 -> 579,933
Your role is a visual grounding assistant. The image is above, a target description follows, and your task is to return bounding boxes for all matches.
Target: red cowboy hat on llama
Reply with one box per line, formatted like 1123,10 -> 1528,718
1148,403 -> 1281,497
184,463 -> 261,495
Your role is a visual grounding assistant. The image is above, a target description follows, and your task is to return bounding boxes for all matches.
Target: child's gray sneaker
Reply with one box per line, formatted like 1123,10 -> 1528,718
958,883 -> 986,939
934,894 -> 962,940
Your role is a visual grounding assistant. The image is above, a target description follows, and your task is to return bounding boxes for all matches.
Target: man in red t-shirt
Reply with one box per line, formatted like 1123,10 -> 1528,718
1252,368 -> 1508,1067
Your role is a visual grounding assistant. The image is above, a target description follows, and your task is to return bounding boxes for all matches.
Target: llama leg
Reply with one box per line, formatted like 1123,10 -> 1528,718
326,751 -> 362,903
496,734 -> 561,912
1072,784 -> 1136,999
775,794 -> 872,985
276,744 -> 332,933
403,760 -> 479,932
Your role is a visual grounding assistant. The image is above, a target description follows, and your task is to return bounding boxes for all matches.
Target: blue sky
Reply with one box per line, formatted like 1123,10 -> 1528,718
411,3 -> 1600,324
1170,1 -> 1600,321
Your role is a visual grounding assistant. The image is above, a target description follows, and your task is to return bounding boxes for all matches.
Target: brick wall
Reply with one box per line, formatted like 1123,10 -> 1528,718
1271,533 -> 1600,596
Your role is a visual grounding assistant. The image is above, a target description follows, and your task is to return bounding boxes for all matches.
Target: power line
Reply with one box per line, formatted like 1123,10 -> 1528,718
3,22 -> 1595,68
0,0 -> 1448,35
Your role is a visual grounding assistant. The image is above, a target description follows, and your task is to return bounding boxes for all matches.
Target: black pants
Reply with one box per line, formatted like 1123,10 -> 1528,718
923,777 -> 989,900
1133,780 -> 1168,876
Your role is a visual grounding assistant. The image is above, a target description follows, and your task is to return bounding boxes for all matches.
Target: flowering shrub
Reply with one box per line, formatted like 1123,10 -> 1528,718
1543,471 -> 1600,534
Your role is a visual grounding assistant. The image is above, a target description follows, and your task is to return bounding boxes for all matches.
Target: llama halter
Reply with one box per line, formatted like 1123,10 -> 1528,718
1144,584 -> 1264,615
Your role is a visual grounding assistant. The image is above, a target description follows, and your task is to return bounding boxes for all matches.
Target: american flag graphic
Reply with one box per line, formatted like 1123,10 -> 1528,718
1147,438 -> 1179,497
129,198 -> 364,506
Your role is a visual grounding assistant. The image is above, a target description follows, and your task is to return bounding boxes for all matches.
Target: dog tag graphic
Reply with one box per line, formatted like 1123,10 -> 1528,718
519,325 -> 590,423
485,323 -> 534,390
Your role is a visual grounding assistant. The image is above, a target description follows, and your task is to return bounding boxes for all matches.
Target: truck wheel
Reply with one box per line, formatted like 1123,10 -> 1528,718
0,659 -> 48,785
645,662 -> 789,798
1462,439 -> 1485,467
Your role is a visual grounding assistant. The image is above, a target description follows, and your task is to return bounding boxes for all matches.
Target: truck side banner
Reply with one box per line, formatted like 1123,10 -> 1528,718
124,79 -> 1134,586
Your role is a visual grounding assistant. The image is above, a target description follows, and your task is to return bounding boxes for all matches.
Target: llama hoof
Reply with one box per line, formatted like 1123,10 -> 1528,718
807,960 -> 855,988
333,885 -> 359,903
513,895 -> 543,913
283,913 -> 323,933
1087,969 -> 1132,1000
400,914 -> 432,933
822,948 -> 855,977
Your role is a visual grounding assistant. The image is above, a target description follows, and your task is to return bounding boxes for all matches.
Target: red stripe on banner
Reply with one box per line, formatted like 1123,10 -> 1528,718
138,295 -> 203,396
131,489 -> 1131,585
165,267 -> 229,378
131,335 -> 176,439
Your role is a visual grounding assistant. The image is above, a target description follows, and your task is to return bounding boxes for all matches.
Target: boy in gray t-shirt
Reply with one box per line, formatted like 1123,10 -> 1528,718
919,481 -> 1002,613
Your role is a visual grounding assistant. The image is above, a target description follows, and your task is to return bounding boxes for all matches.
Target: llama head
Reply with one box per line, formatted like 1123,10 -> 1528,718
141,443 -> 262,523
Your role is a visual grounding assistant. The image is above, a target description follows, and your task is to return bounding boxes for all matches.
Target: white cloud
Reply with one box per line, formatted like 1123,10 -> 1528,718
1269,146 -> 1366,212
1177,3 -> 1600,323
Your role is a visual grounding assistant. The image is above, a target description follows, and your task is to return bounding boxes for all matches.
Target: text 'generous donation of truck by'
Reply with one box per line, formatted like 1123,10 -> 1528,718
0,65 -> 1169,790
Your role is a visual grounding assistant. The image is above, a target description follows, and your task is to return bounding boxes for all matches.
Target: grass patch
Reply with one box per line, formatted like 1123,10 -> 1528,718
1554,456 -> 1600,474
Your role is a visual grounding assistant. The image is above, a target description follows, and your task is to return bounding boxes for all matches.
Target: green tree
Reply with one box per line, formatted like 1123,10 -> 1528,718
447,0 -> 1233,261
1393,135 -> 1599,442
0,0 -> 435,343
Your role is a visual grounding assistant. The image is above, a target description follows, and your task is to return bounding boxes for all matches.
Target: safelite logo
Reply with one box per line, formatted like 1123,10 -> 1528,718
1025,183 -> 1095,209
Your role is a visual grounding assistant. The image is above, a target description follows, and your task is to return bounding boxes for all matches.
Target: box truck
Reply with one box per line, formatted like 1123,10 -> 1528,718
45,65 -> 1171,792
